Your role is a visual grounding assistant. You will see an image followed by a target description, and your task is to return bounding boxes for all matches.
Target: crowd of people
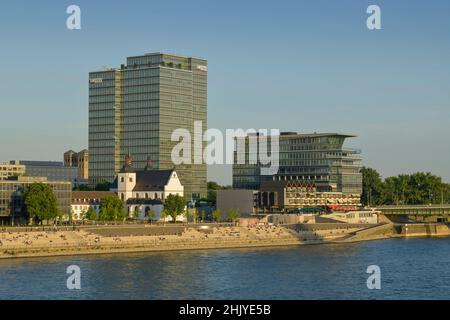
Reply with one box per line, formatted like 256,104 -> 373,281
0,224 -> 299,251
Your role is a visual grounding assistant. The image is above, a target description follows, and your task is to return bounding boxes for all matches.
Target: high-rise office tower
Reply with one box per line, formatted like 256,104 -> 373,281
89,52 -> 207,200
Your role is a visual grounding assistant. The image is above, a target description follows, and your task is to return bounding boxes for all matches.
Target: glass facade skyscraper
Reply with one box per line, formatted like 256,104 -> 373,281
233,132 -> 362,194
89,52 -> 207,200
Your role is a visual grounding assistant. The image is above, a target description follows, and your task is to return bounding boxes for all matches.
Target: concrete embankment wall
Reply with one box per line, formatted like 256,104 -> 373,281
284,223 -> 380,242
0,237 -> 302,259
285,223 -> 378,232
341,223 -> 397,242
2,224 -> 224,237
400,223 -> 450,237
86,225 -> 186,237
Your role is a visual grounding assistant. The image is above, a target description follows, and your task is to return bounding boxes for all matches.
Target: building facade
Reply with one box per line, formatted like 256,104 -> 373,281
0,176 -> 71,225
0,163 -> 25,180
111,154 -> 185,222
233,132 -> 362,194
113,154 -> 184,203
259,180 -> 361,212
64,149 -> 89,180
216,189 -> 258,218
10,160 -> 80,187
71,190 -> 115,221
64,150 -> 78,167
89,52 -> 207,200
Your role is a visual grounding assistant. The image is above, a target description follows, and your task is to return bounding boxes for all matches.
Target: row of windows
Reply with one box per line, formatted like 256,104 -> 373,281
89,118 -> 117,126
127,55 -> 162,66
121,100 -> 160,109
279,160 -> 333,166
89,95 -> 116,103
121,92 -> 159,102
89,103 -> 115,111
283,137 -> 345,145
123,68 -> 160,79
0,185 -> 71,192
160,86 -> 194,96
89,87 -> 115,95
160,69 -> 193,80
121,84 -> 159,94
88,146 -> 115,154
122,77 -> 159,86
89,82 -> 116,91
120,131 -> 159,140
281,152 -> 350,160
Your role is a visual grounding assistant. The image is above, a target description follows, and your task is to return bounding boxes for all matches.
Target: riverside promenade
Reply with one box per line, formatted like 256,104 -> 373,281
1,222 -> 449,259
0,224 -> 303,259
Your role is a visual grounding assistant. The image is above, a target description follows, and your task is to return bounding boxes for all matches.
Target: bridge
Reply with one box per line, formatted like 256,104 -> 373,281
374,205 -> 450,223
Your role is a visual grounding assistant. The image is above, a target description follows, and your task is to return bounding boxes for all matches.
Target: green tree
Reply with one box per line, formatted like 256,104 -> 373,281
99,195 -> 124,221
360,167 -> 384,206
192,208 -> 198,223
212,209 -> 221,222
23,183 -> 58,225
164,194 -> 186,223
228,209 -> 240,223
86,207 -> 97,221
95,182 -> 112,191
206,181 -> 231,205
73,184 -> 92,191
133,206 -> 140,219
200,209 -> 206,222
145,207 -> 155,223
185,209 -> 193,223
160,208 -> 168,225
408,172 -> 443,204
58,208 -> 67,222
377,171 -> 449,205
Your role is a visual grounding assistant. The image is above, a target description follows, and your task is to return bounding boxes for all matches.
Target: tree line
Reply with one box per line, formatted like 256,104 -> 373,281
361,167 -> 450,206
23,183 -> 188,225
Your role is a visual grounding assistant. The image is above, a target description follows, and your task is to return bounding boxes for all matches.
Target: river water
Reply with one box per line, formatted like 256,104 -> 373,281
1,238 -> 449,300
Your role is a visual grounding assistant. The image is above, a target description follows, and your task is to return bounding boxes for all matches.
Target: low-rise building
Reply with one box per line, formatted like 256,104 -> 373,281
259,180 -> 361,211
126,198 -> 169,222
10,160 -> 81,187
70,191 -> 116,221
0,163 -> 26,180
216,189 -> 258,219
0,176 -> 71,225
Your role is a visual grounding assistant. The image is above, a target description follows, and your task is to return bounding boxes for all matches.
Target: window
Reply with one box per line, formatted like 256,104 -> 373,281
120,177 -> 124,183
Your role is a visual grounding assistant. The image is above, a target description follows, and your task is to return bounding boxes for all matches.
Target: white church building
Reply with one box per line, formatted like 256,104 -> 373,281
111,154 -> 185,222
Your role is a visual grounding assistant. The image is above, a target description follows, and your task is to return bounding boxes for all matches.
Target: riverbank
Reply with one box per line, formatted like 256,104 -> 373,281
1,223 -> 449,259
0,225 -> 299,259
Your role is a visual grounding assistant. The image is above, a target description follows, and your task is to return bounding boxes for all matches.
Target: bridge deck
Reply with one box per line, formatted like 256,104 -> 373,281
375,205 -> 450,215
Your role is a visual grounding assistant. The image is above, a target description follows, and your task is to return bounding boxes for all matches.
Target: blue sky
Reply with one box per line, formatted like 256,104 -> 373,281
0,0 -> 449,184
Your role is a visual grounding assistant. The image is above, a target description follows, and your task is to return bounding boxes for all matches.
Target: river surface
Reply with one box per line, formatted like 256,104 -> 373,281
1,238 -> 449,300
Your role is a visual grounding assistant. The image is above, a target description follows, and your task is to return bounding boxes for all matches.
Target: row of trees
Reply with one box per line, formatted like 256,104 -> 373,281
361,167 -> 450,206
81,194 -> 186,223
212,209 -> 240,222
23,184 -> 188,225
